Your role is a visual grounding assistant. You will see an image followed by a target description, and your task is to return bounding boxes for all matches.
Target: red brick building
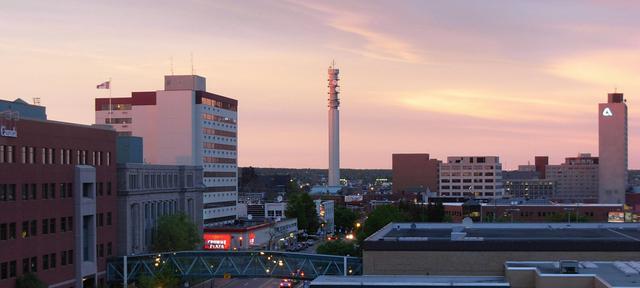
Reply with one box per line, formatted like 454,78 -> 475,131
392,154 -> 440,195
444,202 -> 623,223
0,116 -> 117,288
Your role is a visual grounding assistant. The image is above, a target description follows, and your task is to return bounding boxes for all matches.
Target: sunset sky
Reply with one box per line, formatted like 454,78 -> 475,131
1,0 -> 639,169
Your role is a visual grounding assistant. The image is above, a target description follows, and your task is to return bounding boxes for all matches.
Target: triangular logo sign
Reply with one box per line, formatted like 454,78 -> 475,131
602,107 -> 613,117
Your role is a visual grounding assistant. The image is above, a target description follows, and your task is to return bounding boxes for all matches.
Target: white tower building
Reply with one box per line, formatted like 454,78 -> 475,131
328,64 -> 340,187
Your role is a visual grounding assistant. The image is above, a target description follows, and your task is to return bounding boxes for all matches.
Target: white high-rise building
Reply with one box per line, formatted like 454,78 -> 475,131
439,156 -> 504,199
95,75 -> 238,226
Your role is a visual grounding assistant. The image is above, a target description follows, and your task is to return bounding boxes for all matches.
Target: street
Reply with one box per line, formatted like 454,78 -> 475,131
196,277 -> 282,288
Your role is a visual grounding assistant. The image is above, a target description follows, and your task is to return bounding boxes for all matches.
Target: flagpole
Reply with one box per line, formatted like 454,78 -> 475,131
108,77 -> 112,125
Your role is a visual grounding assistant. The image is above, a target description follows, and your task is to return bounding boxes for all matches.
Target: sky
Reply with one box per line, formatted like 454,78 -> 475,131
1,0 -> 639,169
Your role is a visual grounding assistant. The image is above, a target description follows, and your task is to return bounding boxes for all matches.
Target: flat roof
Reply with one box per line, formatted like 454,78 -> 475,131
311,275 -> 509,287
506,261 -> 640,288
364,223 -> 640,251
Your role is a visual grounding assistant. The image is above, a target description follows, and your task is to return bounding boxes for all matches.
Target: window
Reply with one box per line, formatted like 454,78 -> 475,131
21,184 -> 28,200
1,262 -> 7,279
98,244 -> 104,258
107,242 -> 112,256
61,251 -> 67,266
68,217 -> 73,231
9,261 -> 15,278
97,182 -> 103,196
42,254 -> 49,270
9,223 -> 15,239
30,184 -> 36,200
106,152 -> 111,166
30,220 -> 37,237
0,223 -> 6,240
82,183 -> 93,198
22,258 -> 28,274
107,182 -> 112,195
21,147 -> 26,163
30,257 -> 36,272
42,219 -> 49,234
50,253 -> 56,269
49,183 -> 55,198
42,183 -> 49,199
60,217 -> 66,232
106,212 -> 112,225
50,219 -> 56,234
97,213 -> 103,227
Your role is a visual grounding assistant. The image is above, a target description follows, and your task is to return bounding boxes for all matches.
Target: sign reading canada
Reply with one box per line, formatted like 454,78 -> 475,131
0,126 -> 17,138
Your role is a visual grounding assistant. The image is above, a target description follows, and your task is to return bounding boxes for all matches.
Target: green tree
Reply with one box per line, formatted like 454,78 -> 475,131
362,205 -> 405,239
285,192 -> 319,233
152,213 -> 201,252
137,265 -> 181,288
16,273 -> 45,288
316,239 -> 359,256
334,206 -> 358,234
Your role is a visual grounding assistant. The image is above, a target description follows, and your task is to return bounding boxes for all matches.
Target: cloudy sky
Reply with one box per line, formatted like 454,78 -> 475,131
1,0 -> 639,169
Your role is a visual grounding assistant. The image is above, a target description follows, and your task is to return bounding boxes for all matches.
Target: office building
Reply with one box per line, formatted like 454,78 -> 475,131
534,156 -> 549,179
315,200 -> 335,235
116,163 -> 204,256
95,75 -> 238,226
0,109 -> 117,288
439,156 -> 504,199
503,179 -> 554,200
546,153 -> 598,203
392,154 -> 440,194
598,93 -> 628,204
0,98 -> 46,121
362,223 -> 640,276
202,219 -> 298,251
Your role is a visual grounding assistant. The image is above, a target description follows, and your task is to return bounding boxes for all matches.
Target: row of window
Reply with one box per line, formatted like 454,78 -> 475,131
202,113 -> 237,125
441,165 -> 497,170
441,178 -> 495,183
100,103 -> 132,111
105,117 -> 132,124
0,217 -> 74,240
0,145 -> 111,166
128,173 -> 193,190
203,142 -> 236,151
441,185 -> 496,190
441,172 -> 498,177
200,97 -> 237,111
202,128 -> 237,138
203,157 -> 237,164
17,183 -> 73,201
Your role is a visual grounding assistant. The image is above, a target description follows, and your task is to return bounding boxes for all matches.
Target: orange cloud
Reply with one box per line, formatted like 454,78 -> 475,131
548,50 -> 640,88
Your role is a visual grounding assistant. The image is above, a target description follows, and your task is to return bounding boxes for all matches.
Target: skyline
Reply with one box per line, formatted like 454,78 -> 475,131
1,0 -> 640,169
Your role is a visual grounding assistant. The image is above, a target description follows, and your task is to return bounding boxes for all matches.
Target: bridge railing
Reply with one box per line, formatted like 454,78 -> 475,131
107,251 -> 362,284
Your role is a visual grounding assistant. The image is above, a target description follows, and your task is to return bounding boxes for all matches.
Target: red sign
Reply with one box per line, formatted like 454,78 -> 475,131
203,233 -> 231,250
249,233 -> 256,246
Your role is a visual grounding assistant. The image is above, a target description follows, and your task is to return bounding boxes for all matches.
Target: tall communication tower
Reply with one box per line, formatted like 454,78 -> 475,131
328,62 -> 340,187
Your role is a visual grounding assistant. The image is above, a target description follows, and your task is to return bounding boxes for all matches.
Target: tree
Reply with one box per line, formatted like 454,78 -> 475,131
334,206 -> 358,234
152,213 -> 201,252
361,205 -> 405,239
316,240 -> 359,256
285,192 -> 319,233
137,265 -> 181,288
16,273 -> 45,288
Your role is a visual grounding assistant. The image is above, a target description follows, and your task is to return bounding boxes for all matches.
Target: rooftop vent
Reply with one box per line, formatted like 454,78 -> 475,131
560,260 -> 579,274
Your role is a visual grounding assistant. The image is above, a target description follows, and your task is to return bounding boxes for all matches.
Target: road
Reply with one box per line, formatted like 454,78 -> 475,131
202,277 -> 282,288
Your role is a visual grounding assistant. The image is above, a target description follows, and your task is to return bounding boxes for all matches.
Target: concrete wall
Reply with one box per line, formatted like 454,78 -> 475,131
363,251 -> 640,276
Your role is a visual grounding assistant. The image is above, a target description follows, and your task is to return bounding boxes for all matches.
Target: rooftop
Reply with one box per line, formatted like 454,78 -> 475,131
364,223 -> 640,251
310,275 -> 509,287
506,261 -> 640,288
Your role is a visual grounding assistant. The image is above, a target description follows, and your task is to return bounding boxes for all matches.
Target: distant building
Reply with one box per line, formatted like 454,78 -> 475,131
503,179 -> 554,200
534,156 -> 549,179
202,219 -> 297,251
116,163 -> 204,256
315,200 -> 335,235
598,93 -> 628,204
265,202 -> 286,220
392,154 -> 440,194
95,75 -> 238,226
444,199 -> 622,223
439,156 -> 504,199
0,98 -> 46,120
546,153 -> 598,203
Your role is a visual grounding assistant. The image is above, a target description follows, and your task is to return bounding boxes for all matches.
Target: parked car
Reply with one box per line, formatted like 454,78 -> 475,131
280,279 -> 293,287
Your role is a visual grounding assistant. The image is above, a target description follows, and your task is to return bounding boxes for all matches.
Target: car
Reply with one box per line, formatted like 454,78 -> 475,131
280,279 -> 293,287
306,239 -> 315,246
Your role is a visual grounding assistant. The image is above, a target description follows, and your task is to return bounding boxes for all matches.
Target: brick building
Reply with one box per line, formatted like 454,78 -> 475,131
0,111 -> 117,287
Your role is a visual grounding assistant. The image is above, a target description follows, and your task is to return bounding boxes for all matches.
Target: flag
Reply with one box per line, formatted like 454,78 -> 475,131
96,81 -> 110,89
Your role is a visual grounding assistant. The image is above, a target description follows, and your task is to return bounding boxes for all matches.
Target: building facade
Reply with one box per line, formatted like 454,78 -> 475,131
392,153 -> 440,194
598,93 -> 628,204
95,75 -> 238,226
545,153 -> 598,203
315,200 -> 335,235
202,219 -> 298,251
503,179 -> 554,200
439,156 -> 504,199
116,163 -> 204,256
0,115 -> 117,288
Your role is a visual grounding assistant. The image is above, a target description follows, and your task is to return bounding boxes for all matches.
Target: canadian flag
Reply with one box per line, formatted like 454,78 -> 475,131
96,81 -> 110,89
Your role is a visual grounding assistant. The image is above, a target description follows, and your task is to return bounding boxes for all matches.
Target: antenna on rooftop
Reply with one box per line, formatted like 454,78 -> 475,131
170,56 -> 174,75
32,98 -> 41,105
190,52 -> 194,75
